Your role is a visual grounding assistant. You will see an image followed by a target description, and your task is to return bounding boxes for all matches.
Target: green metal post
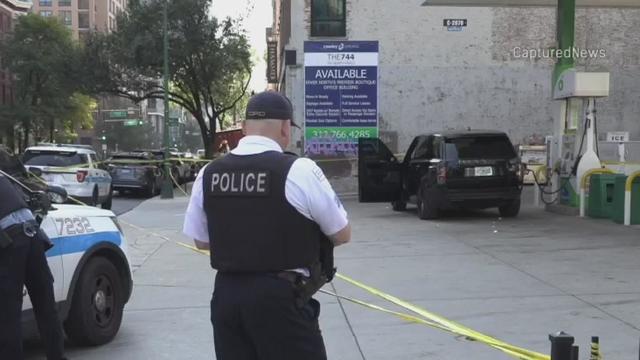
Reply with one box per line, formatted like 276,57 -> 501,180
552,0 -> 576,89
161,0 -> 174,199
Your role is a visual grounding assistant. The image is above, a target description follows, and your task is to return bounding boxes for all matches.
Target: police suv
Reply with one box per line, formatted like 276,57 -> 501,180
22,145 -> 113,209
24,201 -> 133,346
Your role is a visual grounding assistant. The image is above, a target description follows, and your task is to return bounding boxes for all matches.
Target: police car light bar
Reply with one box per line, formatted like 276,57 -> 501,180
420,0 -> 640,7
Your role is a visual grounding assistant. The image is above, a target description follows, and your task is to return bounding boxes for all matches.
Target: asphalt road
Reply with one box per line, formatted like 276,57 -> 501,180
111,191 -> 150,216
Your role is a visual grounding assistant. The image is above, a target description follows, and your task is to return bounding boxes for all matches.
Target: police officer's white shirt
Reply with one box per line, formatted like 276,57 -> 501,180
183,135 -> 348,244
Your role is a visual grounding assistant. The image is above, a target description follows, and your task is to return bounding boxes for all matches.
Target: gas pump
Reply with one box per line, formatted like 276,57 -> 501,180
547,69 -> 610,208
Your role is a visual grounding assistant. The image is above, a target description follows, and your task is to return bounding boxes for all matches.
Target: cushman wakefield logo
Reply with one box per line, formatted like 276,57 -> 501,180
513,47 -> 607,60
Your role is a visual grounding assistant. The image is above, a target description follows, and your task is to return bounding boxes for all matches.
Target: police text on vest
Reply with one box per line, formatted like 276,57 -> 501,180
210,171 -> 270,196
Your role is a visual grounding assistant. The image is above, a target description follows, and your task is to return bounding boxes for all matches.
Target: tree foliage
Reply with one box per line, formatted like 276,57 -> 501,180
86,0 -> 252,158
0,14 -> 91,148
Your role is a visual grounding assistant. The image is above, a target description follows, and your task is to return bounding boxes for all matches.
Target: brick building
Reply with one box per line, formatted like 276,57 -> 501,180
31,0 -> 127,41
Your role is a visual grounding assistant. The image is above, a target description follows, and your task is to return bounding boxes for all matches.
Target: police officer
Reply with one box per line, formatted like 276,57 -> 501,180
183,91 -> 351,360
0,149 -> 67,360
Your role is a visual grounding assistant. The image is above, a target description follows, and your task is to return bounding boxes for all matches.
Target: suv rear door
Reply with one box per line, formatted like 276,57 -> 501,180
357,138 -> 402,202
443,134 -> 519,189
406,135 -> 434,199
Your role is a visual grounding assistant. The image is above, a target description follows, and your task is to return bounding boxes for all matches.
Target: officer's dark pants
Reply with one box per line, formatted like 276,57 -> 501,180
211,272 -> 327,360
0,230 -> 66,360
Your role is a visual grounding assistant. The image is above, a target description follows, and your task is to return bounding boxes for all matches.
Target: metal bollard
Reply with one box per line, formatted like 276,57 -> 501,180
590,336 -> 601,360
550,332 -> 575,360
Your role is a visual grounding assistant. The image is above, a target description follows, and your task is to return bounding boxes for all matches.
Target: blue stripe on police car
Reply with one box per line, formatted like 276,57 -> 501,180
46,231 -> 122,257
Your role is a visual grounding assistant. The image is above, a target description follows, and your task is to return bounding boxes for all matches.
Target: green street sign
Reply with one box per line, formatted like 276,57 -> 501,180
109,111 -> 128,119
124,119 -> 143,126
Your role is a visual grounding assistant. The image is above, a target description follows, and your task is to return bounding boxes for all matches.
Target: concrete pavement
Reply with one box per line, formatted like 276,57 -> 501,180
29,189 -> 640,359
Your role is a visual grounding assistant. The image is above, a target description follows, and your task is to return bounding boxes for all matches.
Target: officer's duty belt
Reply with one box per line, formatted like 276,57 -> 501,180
3,220 -> 39,240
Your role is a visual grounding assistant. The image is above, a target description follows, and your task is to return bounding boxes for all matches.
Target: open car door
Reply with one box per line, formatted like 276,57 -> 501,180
358,138 -> 402,202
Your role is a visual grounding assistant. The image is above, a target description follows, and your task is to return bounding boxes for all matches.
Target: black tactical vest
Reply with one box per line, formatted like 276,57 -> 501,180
0,175 -> 28,221
202,151 -> 322,272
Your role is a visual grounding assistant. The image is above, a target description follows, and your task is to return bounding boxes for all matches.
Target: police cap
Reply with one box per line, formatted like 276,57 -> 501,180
245,91 -> 300,128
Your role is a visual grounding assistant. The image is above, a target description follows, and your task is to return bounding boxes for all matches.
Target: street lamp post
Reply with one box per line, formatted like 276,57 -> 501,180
160,0 -> 174,199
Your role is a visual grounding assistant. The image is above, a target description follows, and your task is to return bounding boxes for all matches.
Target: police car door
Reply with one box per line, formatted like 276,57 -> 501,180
357,138 -> 402,202
21,216 -> 64,310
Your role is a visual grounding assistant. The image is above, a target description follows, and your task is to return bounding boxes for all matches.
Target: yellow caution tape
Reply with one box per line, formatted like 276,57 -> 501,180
335,273 -> 549,360
172,241 -> 548,360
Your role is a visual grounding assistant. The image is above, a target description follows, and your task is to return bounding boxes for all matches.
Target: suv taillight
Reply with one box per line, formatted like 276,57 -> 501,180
76,170 -> 88,183
437,164 -> 447,185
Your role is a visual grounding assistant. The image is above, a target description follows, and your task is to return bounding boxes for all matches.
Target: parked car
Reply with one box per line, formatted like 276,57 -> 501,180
106,152 -> 162,197
22,145 -> 113,209
135,149 -> 189,185
358,130 -> 525,219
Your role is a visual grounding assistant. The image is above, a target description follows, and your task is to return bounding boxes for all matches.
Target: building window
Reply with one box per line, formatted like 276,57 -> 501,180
310,0 -> 346,37
59,11 -> 72,26
78,0 -> 90,10
39,0 -> 53,6
40,10 -> 53,17
58,0 -> 72,6
78,12 -> 90,29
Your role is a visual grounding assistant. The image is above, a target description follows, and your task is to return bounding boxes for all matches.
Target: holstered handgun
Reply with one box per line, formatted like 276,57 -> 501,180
293,234 -> 336,308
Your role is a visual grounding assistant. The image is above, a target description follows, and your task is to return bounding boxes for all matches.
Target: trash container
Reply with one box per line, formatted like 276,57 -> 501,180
587,174 -> 620,219
612,175 -> 640,225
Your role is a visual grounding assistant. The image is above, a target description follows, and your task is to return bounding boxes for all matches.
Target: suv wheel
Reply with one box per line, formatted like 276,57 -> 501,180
417,191 -> 438,220
101,187 -> 113,210
64,257 -> 125,346
391,200 -> 407,212
499,199 -> 521,218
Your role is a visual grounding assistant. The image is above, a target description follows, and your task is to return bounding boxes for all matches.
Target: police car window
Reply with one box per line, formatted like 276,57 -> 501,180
411,137 -> 431,160
23,151 -> 88,167
445,136 -> 516,160
90,154 -> 98,164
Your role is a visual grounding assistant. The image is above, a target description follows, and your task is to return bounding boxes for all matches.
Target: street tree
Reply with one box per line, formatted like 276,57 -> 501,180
0,14 -> 86,149
85,0 -> 252,158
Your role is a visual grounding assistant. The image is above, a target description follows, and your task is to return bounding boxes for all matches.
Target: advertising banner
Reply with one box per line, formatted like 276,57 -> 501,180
304,41 -> 379,158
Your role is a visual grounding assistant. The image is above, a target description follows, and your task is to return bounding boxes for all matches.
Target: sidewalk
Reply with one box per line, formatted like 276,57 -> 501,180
63,190 -> 640,360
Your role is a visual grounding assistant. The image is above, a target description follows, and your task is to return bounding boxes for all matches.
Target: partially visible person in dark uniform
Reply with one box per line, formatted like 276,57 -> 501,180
184,91 -> 351,360
0,148 -> 67,360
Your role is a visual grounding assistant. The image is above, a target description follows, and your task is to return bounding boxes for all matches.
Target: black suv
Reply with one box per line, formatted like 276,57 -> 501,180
358,131 -> 524,219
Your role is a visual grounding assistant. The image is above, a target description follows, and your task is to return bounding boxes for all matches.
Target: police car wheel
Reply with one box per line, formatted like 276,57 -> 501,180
64,257 -> 124,346
102,187 -> 113,210
90,187 -> 99,206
